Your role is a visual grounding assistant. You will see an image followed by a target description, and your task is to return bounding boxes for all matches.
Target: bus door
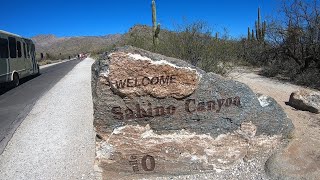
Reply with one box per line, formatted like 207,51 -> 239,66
30,43 -> 37,74
25,40 -> 37,74
22,40 -> 32,74
0,34 -> 9,83
16,38 -> 26,76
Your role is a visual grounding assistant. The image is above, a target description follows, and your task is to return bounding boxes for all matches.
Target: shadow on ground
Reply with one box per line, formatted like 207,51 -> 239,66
0,74 -> 41,96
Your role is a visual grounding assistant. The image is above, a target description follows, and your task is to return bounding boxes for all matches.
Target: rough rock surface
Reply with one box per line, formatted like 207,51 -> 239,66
265,141 -> 320,180
91,46 -> 294,179
106,52 -> 200,99
288,89 -> 320,114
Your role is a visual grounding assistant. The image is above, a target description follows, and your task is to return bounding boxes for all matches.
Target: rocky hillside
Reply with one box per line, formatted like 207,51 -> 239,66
32,34 -> 123,59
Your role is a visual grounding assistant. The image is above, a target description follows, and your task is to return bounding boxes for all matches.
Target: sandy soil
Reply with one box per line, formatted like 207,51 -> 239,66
229,68 -> 320,179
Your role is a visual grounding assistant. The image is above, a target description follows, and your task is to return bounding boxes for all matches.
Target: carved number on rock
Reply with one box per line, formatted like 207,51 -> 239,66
141,155 -> 155,171
130,154 -> 155,172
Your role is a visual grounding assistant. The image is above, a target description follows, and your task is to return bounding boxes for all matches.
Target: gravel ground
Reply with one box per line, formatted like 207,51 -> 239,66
0,58 -> 96,180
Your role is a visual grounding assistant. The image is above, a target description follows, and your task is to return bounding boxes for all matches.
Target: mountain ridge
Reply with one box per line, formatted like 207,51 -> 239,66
32,33 -> 123,59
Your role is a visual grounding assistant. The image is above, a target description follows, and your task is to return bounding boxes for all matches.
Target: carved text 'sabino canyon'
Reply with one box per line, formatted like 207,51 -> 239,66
111,96 -> 241,120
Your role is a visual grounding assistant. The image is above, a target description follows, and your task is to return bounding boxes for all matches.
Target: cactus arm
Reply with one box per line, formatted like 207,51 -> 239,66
155,24 -> 160,38
252,29 -> 255,40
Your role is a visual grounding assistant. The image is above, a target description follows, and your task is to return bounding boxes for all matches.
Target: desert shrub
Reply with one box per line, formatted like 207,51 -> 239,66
38,60 -> 55,66
239,39 -> 267,66
294,68 -> 320,88
261,65 -> 280,77
91,44 -> 117,57
123,25 -> 154,52
37,52 -> 73,61
242,0 -> 320,89
124,22 -> 239,75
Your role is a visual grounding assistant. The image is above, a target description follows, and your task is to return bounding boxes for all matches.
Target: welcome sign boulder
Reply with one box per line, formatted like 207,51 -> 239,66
91,46 -> 294,179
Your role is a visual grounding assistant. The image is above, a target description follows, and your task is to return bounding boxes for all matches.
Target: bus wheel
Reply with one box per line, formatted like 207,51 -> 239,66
12,73 -> 20,87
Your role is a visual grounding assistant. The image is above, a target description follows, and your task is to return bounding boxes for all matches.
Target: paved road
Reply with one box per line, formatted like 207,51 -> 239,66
0,59 -> 81,154
0,58 -> 95,179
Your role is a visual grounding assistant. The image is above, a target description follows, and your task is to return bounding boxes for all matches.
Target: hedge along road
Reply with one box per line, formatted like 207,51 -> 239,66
0,59 -> 81,154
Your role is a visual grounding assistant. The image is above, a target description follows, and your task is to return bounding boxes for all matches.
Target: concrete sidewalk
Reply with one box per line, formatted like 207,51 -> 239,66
0,58 -> 96,179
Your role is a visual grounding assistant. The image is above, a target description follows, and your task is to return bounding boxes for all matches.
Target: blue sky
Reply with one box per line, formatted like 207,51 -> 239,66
1,0 -> 279,38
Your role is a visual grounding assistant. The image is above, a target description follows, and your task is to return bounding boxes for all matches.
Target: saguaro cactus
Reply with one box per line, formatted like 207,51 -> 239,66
257,7 -> 261,39
248,27 -> 251,41
262,21 -> 266,38
255,7 -> 266,41
152,0 -> 160,48
252,29 -> 255,40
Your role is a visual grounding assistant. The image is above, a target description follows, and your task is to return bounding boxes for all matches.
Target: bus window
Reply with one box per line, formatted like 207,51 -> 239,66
9,37 -> 16,58
0,38 -> 9,58
17,41 -> 22,58
31,44 -> 35,59
23,42 -> 26,58
26,44 -> 30,58
31,44 -> 35,53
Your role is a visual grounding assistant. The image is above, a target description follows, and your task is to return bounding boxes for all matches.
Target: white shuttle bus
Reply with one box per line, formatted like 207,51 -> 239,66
0,30 -> 39,87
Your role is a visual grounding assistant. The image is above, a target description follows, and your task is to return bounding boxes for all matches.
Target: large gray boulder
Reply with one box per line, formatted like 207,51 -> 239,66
91,46 -> 294,179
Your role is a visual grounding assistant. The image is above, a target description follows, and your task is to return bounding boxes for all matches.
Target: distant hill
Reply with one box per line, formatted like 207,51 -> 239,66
31,24 -> 171,60
31,34 -> 123,59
